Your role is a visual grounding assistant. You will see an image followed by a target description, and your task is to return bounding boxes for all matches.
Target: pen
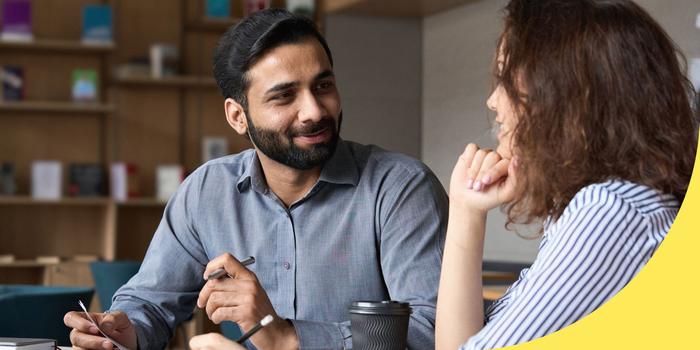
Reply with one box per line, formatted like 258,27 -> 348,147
236,314 -> 274,344
206,256 -> 255,280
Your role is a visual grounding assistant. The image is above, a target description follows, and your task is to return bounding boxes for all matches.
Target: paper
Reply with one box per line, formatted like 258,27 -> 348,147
78,300 -> 129,350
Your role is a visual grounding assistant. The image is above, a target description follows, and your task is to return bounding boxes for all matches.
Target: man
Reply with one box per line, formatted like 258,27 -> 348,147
65,9 -> 448,350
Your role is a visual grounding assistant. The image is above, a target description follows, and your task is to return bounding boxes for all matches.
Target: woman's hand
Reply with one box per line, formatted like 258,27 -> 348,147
189,333 -> 246,350
449,143 -> 518,213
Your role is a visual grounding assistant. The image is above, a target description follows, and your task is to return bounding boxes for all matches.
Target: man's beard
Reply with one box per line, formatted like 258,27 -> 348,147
246,112 -> 342,170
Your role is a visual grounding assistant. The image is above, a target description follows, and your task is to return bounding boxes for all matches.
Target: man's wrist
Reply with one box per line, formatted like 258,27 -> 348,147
258,318 -> 299,350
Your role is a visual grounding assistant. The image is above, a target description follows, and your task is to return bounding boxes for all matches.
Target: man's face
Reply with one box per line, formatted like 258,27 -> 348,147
243,38 -> 342,170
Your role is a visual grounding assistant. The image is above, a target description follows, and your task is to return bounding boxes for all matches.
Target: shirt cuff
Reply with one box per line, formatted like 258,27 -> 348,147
289,319 -> 352,349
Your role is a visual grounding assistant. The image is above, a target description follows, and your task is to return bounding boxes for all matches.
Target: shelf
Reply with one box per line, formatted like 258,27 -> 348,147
0,260 -> 57,267
185,18 -> 240,32
0,196 -> 167,207
0,101 -> 115,114
0,196 -> 111,206
116,198 -> 167,207
0,38 -> 115,54
114,75 -> 218,89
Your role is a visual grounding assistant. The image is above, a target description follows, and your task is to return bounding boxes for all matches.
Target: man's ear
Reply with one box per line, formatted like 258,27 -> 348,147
224,98 -> 248,135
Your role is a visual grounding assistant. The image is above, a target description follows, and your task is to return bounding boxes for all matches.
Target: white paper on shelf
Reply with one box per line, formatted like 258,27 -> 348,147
31,161 -> 62,199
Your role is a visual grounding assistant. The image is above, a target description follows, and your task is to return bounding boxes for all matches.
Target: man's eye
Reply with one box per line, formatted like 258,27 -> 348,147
272,92 -> 293,100
316,81 -> 334,91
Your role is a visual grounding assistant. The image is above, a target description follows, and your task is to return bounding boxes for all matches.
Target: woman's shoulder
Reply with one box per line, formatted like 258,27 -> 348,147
565,180 -> 679,216
545,180 -> 679,241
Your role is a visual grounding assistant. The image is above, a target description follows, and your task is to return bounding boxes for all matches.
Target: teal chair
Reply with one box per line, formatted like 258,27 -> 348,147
221,321 -> 243,340
90,260 -> 141,311
0,285 -> 94,346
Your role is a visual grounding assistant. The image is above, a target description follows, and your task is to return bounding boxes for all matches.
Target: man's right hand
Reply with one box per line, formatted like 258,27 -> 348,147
64,310 -> 138,350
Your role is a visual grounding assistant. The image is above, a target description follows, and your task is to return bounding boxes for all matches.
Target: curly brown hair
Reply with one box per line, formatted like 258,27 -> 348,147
497,0 -> 699,227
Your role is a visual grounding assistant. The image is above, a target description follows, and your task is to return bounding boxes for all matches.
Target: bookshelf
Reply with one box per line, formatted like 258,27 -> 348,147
0,0 -> 324,341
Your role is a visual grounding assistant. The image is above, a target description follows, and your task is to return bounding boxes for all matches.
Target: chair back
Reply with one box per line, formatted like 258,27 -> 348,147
0,284 -> 94,346
90,260 -> 141,311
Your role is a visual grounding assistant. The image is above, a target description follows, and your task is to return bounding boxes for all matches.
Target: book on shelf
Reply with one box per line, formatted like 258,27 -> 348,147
206,0 -> 231,18
71,69 -> 99,102
286,0 -> 315,18
72,254 -> 99,262
202,136 -> 229,163
0,162 -> 17,195
82,4 -> 113,45
110,162 -> 139,201
35,255 -> 64,264
1,66 -> 25,101
68,163 -> 104,197
0,0 -> 33,42
0,254 -> 15,263
31,161 -> 62,200
149,43 -> 179,78
244,0 -> 270,17
0,337 -> 56,350
156,165 -> 184,202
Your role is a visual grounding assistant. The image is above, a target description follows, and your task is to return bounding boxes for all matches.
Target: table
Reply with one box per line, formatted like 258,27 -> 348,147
482,285 -> 509,301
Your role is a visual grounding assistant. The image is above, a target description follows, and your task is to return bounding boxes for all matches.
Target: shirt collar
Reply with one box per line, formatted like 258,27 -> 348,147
236,139 -> 359,193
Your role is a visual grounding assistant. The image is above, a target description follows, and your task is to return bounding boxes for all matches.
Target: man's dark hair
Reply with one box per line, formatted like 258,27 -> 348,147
213,9 -> 333,109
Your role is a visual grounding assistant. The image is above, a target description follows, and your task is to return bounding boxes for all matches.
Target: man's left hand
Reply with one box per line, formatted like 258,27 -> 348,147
197,253 -> 299,350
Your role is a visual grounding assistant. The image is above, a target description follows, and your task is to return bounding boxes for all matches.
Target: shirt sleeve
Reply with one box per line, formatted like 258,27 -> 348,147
377,166 -> 449,349
462,187 -> 656,350
110,174 -> 209,350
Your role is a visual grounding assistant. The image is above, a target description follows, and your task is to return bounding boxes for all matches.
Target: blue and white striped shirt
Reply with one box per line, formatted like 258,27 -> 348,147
462,180 -> 679,350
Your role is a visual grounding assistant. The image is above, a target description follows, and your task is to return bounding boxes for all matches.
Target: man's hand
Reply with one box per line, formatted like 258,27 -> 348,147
198,253 -> 299,350
190,333 -> 246,350
63,310 -> 137,350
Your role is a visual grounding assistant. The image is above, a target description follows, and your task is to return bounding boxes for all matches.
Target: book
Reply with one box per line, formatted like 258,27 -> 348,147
35,255 -> 63,264
1,66 -> 25,101
206,0 -> 231,18
68,163 -> 104,197
71,69 -> 98,102
244,0 -> 270,17
286,0 -> 315,18
110,162 -> 139,201
0,0 -> 33,42
82,4 -> 113,45
0,162 -> 17,195
149,43 -> 179,78
0,338 -> 55,350
31,161 -> 62,200
156,165 -> 184,201
202,136 -> 229,162
72,254 -> 99,262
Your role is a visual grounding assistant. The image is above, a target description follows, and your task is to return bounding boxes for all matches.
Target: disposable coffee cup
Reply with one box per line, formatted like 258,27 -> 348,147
349,300 -> 412,350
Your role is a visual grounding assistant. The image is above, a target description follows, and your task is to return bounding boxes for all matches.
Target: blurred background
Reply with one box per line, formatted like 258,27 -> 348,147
0,0 -> 698,346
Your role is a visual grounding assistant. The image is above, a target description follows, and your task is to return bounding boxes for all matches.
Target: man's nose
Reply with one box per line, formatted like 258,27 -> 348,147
297,91 -> 325,123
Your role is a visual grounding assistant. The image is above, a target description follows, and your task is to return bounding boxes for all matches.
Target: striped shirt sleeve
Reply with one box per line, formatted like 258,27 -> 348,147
461,184 -> 665,350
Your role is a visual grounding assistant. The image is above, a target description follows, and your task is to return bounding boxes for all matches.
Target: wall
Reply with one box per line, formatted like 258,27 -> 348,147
422,0 -> 700,262
324,14 -> 423,159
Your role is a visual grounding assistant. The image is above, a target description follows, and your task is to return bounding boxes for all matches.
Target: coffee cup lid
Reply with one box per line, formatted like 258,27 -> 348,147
349,300 -> 412,315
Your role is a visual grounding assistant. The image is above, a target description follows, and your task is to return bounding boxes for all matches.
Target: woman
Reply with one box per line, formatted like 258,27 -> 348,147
436,1 -> 698,349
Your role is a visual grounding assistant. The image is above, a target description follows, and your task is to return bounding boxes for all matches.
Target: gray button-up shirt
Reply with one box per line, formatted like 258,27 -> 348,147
111,139 -> 448,349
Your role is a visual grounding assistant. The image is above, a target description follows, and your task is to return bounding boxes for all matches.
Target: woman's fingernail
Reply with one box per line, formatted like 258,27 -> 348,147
90,326 -> 99,334
474,181 -> 482,191
466,179 -> 474,189
103,341 -> 112,349
482,175 -> 491,184
102,322 -> 113,331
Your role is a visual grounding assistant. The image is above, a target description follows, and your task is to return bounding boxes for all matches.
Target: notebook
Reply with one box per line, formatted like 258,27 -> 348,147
0,338 -> 55,350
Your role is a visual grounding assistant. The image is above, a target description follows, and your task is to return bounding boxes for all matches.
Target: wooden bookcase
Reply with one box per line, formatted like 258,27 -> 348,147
0,0 -> 324,325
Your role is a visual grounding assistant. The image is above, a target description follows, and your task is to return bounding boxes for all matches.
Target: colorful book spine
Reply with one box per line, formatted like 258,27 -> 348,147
82,4 -> 113,44
1,0 -> 33,41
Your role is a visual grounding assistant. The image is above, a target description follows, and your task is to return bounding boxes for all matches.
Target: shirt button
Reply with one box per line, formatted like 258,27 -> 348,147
283,262 -> 291,270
